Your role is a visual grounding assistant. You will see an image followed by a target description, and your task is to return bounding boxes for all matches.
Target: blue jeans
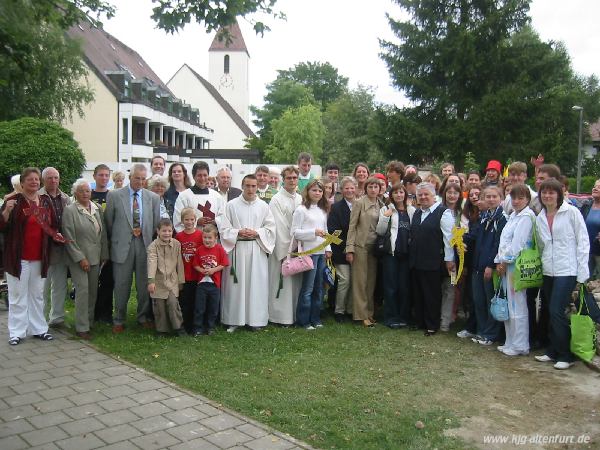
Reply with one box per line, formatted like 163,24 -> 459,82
194,283 -> 221,333
542,276 -> 577,362
382,254 -> 410,325
471,270 -> 501,341
296,254 -> 325,327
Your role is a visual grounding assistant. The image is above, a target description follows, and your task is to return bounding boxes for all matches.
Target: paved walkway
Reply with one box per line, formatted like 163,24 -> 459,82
0,309 -> 312,450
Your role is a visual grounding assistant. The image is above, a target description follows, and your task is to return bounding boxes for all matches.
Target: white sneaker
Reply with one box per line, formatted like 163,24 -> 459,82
315,324 -> 324,328
534,354 -> 554,362
553,361 -> 574,370
477,338 -> 493,346
457,329 -> 475,339
305,325 -> 316,330
502,348 -> 529,356
226,326 -> 238,333
497,345 -> 506,352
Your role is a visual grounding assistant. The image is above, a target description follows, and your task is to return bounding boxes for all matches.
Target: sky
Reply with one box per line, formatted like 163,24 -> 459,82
102,0 -> 600,115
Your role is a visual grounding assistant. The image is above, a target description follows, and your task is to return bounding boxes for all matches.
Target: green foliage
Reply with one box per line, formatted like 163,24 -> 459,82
567,176 -> 597,194
323,86 -> 382,171
0,0 -> 104,121
151,0 -> 285,37
266,104 -> 325,163
277,61 -> 349,110
0,118 -> 86,195
380,1 -> 600,172
463,152 -> 480,173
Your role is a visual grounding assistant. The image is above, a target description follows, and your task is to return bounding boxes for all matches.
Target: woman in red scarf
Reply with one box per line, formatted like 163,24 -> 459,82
0,167 -> 64,345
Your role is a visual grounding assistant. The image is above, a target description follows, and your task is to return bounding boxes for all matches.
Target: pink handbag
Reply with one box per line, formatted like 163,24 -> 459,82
281,240 -> 314,277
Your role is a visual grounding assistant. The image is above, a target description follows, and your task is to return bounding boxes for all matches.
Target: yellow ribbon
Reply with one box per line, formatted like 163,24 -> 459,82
292,230 -> 342,256
449,225 -> 466,283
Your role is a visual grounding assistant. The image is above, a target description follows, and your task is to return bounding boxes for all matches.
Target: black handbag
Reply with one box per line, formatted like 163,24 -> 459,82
373,216 -> 392,257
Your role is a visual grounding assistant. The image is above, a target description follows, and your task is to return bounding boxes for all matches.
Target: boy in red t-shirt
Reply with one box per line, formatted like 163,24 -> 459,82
175,207 -> 203,333
192,224 -> 228,336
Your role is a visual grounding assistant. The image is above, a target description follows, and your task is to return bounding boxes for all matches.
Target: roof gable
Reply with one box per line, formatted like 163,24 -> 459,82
174,64 -> 255,138
208,21 -> 249,57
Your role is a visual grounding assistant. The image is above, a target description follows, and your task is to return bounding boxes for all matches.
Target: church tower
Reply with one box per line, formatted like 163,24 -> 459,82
208,21 -> 250,125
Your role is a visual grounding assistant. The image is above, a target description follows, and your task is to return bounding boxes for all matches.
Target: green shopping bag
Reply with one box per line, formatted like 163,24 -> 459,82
513,217 -> 543,291
570,285 -> 597,363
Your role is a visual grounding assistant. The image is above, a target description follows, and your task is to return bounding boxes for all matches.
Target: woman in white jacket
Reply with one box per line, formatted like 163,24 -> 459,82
291,179 -> 332,330
534,179 -> 589,370
495,184 -> 536,356
376,184 -> 415,328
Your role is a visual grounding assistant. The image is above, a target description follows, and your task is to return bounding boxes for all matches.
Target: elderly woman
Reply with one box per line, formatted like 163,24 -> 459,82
346,177 -> 384,327
112,170 -> 126,189
148,174 -> 171,219
61,179 -> 109,340
0,167 -> 63,345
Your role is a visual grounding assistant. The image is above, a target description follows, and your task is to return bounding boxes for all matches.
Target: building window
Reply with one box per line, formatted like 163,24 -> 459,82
122,118 -> 128,144
224,54 -> 230,74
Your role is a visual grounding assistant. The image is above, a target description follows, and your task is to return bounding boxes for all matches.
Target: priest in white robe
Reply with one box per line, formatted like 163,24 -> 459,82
173,162 -> 224,232
268,166 -> 303,325
218,174 -> 276,330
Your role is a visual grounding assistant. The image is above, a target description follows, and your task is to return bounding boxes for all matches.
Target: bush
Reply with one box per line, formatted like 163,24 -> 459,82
567,176 -> 597,194
0,118 -> 85,195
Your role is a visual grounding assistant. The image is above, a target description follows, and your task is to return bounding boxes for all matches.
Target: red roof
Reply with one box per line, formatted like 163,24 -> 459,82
208,21 -> 249,57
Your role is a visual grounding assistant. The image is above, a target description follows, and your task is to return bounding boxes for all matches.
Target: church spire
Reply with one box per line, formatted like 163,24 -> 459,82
209,20 -> 249,57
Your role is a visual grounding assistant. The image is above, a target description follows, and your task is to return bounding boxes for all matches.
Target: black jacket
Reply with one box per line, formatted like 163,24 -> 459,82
328,199 -> 352,265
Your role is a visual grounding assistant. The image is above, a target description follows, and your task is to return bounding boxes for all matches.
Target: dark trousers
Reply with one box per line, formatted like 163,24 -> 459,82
180,281 -> 196,333
194,282 -> 221,333
94,262 -> 113,322
411,269 -> 441,331
383,254 -> 410,325
526,287 -> 549,348
462,270 -> 477,333
471,270 -> 501,341
542,275 -> 577,363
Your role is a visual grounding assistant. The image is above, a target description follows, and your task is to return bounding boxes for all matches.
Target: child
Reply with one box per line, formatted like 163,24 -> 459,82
192,224 -> 228,336
147,219 -> 186,336
175,207 -> 203,333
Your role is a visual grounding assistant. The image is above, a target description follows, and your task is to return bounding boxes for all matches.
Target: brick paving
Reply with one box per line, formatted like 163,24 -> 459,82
0,309 -> 312,450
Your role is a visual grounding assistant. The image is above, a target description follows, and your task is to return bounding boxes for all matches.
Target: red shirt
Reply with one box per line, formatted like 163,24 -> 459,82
176,230 -> 203,282
22,215 -> 43,261
192,244 -> 229,288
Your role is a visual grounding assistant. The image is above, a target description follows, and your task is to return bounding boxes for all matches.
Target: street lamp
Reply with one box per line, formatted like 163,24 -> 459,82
572,105 -> 583,194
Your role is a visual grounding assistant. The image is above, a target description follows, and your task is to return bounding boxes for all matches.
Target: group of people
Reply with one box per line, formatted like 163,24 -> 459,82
1,153 -> 597,370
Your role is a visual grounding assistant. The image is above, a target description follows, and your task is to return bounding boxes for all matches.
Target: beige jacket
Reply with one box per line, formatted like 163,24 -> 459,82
61,202 -> 109,265
345,196 -> 384,253
147,238 -> 185,299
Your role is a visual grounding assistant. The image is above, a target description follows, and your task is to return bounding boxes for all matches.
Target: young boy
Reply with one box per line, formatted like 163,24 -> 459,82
147,219 -> 186,336
192,224 -> 228,336
175,207 -> 203,333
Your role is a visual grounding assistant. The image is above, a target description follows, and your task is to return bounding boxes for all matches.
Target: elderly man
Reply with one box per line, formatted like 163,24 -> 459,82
269,167 -> 281,190
219,174 -> 276,332
40,167 -> 71,328
268,166 -> 302,325
105,164 -> 160,332
409,182 -> 454,336
214,166 -> 241,202
91,164 -> 114,324
174,162 -> 225,232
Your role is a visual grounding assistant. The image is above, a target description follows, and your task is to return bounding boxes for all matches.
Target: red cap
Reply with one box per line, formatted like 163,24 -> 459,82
373,173 -> 387,182
485,160 -> 502,173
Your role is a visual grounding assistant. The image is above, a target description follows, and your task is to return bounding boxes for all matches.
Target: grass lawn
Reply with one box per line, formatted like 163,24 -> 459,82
62,294 -> 600,450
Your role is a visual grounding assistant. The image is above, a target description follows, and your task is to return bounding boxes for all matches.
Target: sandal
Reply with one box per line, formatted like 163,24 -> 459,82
33,333 -> 54,341
8,337 -> 21,346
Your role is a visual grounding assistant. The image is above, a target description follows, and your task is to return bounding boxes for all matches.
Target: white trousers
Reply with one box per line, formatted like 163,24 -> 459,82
7,260 -> 49,339
44,262 -> 69,325
502,266 -> 529,352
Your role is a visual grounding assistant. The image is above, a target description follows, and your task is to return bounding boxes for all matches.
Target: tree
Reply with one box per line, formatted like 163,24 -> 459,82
380,1 -> 600,173
277,62 -> 349,110
322,86 -> 382,171
0,118 -> 86,196
266,105 -> 325,163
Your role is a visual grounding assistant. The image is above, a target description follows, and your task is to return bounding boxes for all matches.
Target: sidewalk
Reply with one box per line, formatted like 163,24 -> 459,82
0,309 -> 312,450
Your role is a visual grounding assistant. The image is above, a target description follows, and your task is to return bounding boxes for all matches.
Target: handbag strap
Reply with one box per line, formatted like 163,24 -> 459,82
529,215 -> 539,251
578,284 -> 591,316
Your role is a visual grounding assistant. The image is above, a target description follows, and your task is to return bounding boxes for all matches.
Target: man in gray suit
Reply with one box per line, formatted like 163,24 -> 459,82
105,164 -> 160,333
